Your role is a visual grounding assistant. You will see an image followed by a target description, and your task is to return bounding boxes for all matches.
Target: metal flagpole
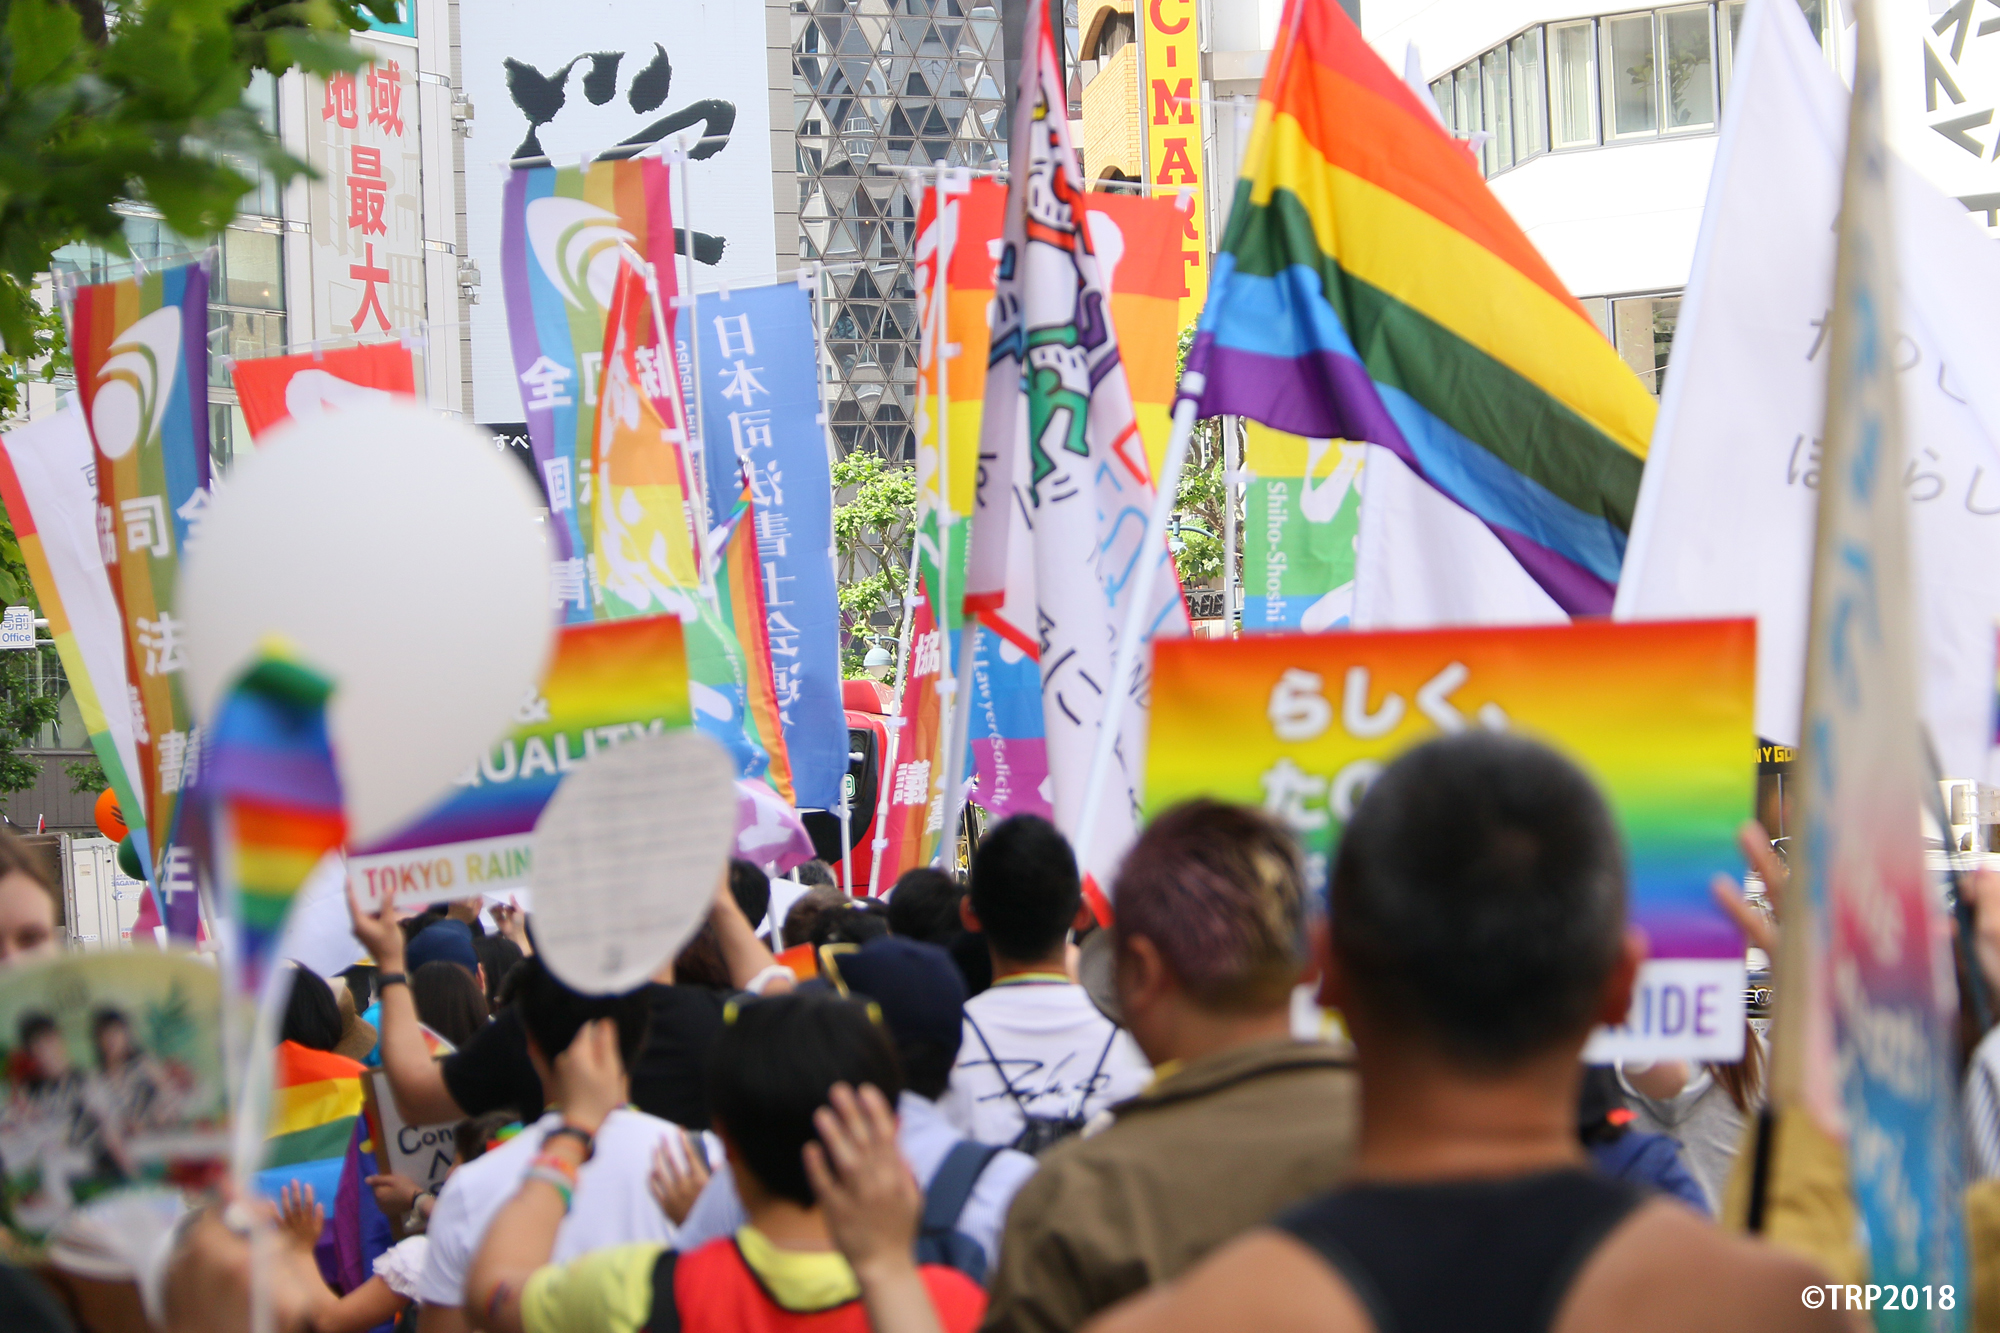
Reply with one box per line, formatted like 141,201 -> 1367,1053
1070,390 -> 1201,883
1223,414 -> 1240,632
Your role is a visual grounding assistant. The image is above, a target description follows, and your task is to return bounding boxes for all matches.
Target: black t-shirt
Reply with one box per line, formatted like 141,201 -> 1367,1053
438,984 -> 731,1129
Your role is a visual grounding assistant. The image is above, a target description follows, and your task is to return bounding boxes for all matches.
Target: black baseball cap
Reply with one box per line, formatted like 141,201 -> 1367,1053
823,936 -> 966,1060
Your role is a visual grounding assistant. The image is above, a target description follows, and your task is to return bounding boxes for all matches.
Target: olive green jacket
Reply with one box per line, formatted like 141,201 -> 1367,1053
980,1038 -> 1360,1333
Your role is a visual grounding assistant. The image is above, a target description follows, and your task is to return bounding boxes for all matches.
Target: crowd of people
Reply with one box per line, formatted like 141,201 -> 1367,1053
2,732 -> 1999,1331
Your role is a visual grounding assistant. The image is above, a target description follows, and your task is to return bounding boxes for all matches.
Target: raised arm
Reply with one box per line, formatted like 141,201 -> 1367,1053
805,1083 -> 944,1333
710,873 -> 795,995
348,883 -> 464,1124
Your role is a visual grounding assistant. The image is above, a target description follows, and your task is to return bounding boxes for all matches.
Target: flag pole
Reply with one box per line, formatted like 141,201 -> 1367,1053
1070,387 -> 1201,888
1223,414 -> 1240,632
868,556 -> 924,897
932,168 -> 978,873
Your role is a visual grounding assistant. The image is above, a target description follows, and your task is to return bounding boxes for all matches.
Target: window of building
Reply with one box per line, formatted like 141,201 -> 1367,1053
1434,1 -> 1822,178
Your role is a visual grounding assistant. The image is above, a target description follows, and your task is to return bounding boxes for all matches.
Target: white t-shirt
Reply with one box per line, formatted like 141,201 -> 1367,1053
413,1108 -> 677,1308
939,980 -> 1151,1148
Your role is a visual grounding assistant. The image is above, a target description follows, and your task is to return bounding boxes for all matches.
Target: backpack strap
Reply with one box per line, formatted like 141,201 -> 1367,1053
643,1247 -> 681,1333
921,1140 -> 1005,1237
963,1013 -> 1034,1118
1068,1023 -> 1122,1121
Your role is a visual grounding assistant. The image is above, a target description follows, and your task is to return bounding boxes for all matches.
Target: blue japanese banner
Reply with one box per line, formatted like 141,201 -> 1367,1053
691,283 -> 845,810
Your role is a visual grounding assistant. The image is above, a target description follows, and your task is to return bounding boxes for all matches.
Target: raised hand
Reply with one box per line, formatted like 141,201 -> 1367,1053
650,1129 -> 711,1226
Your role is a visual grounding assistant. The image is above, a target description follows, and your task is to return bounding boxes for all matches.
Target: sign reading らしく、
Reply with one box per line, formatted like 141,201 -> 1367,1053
1146,619 -> 1758,1062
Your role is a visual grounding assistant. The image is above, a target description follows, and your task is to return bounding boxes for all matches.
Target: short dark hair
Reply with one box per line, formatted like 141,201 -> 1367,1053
454,1110 -> 520,1164
510,955 -> 651,1070
782,885 -> 849,949
18,1011 -> 56,1046
796,860 -> 837,889
706,994 -> 903,1207
672,924 -> 732,990
279,965 -> 343,1052
412,960 -> 490,1048
729,860 -> 772,928
970,815 -> 1079,962
1331,733 -> 1627,1069
887,868 -> 962,944
1113,800 -> 1308,1013
811,899 -> 890,952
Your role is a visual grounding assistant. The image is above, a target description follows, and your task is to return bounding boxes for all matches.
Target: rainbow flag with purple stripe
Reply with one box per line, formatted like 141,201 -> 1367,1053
1182,0 -> 1657,615
206,650 -> 346,999
713,486 -> 795,805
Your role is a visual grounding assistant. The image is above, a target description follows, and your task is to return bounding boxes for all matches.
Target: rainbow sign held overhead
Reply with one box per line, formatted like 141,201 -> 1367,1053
347,614 -> 692,906
1146,619 -> 1757,1061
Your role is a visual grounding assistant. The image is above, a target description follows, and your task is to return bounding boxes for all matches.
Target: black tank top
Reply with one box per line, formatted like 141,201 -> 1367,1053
1273,1169 -> 1646,1333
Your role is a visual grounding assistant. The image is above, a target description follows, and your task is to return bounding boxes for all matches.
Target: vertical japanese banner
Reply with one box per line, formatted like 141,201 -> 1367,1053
501,157 -> 680,621
0,404 -> 151,885
692,283 -> 846,811
68,263 -> 212,877
1241,424 -> 1364,633
1138,0 -> 1209,331
1147,619 -> 1757,1061
307,42 -> 423,343
231,342 -> 419,442
1790,4 -> 1968,1317
879,594 -> 949,881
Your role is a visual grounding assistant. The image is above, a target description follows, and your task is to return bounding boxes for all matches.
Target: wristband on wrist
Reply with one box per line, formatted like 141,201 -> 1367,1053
523,1164 -> 573,1211
546,1123 -> 595,1158
377,971 -> 409,990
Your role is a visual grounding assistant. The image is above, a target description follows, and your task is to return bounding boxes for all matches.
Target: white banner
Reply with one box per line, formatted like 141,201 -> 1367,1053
306,36 -> 427,340
1615,0 -> 2000,781
462,0 -> 778,424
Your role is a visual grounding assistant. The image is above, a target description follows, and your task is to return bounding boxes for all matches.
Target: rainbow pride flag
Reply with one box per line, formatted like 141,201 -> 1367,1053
206,651 -> 347,999
713,486 -> 796,805
258,1040 -> 367,1216
1182,0 -> 1657,615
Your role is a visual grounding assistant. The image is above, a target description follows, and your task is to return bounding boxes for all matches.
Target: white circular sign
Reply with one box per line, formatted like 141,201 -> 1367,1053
180,401 -> 554,847
531,729 -> 737,995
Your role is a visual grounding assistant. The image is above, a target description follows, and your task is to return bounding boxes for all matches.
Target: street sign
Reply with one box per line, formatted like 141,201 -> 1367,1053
0,606 -> 35,650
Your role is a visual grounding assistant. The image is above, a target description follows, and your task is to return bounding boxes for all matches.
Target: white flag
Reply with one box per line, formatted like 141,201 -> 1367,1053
1615,0 -> 2000,780
967,0 -> 1186,886
1353,445 -> 1566,631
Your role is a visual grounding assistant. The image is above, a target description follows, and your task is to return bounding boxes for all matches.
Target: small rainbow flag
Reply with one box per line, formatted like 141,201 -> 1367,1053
258,1040 -> 367,1217
1182,0 -> 1657,615
206,650 -> 347,999
713,485 -> 796,805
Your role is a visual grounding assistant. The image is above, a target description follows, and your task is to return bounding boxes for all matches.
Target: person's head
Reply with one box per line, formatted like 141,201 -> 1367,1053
967,815 -> 1079,965
886,867 -> 963,945
1327,733 -> 1640,1075
0,829 -> 58,965
826,937 -> 966,1100
810,898 -> 891,956
453,1110 -> 520,1166
511,954 -> 651,1086
796,859 -> 837,889
407,919 -> 482,985
279,965 -> 343,1052
1108,800 -> 1309,1060
18,1012 -> 67,1079
91,1007 -> 135,1070
473,934 -> 524,1010
412,959 -> 490,1048
782,885 -> 849,949
446,897 -> 484,929
671,924 -> 732,989
1576,1066 -> 1636,1146
706,993 -> 903,1207
729,859 -> 772,930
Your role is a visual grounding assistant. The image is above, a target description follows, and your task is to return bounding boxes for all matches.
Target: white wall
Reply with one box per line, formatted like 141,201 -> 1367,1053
1490,138 -> 1717,295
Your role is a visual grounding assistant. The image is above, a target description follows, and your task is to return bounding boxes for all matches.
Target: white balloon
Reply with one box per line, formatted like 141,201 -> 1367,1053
180,401 -> 553,846
531,729 -> 736,995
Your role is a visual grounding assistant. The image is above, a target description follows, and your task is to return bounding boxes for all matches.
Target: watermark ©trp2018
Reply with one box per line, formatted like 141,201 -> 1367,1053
1800,1285 -> 1955,1312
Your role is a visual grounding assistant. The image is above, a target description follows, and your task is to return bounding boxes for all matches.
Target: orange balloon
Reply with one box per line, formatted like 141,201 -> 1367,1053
94,787 -> 127,843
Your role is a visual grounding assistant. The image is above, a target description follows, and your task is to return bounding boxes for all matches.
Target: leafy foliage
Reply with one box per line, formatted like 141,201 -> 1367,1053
0,650 -> 60,792
831,451 -> 916,677
1171,326 -> 1240,586
0,0 -> 396,355
67,754 -> 105,793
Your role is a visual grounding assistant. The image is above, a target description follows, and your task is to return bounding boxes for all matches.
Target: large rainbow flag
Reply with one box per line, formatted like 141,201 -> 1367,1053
258,1040 -> 367,1224
1182,0 -> 1657,615
713,485 -> 796,805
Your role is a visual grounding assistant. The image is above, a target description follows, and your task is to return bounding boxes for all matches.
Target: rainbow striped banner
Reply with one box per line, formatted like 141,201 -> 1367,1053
347,614 -> 692,906
1182,0 -> 1656,615
206,652 -> 347,1001
68,262 -> 212,871
1146,619 -> 1757,1061
501,157 -> 680,621
258,1040 -> 367,1212
713,485 -> 796,805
